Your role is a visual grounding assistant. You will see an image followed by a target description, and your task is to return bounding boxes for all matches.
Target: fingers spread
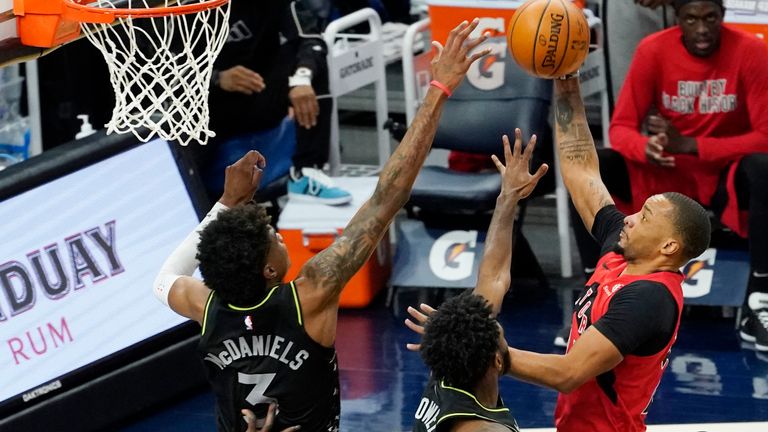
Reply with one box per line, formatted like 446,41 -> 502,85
468,47 -> 493,64
532,163 -> 549,181
464,32 -> 489,55
523,133 -> 537,159
405,318 -> 425,335
444,21 -> 467,53
502,134 -> 513,162
407,306 -> 429,323
431,41 -> 444,62
457,18 -> 480,44
512,129 -> 523,157
491,154 -> 504,173
419,303 -> 436,315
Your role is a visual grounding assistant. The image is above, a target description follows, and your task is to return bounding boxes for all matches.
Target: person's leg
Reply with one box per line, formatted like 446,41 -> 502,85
291,58 -> 331,170
735,153 -> 768,350
287,57 -> 352,205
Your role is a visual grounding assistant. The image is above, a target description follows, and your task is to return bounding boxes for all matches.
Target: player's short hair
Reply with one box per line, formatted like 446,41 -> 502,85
662,192 -> 711,261
197,204 -> 272,305
420,291 -> 500,390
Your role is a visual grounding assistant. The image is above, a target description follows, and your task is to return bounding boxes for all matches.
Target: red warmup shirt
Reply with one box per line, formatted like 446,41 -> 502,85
609,25 -> 768,236
555,252 -> 684,432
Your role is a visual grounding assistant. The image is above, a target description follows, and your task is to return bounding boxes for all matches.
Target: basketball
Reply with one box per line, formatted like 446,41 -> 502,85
507,0 -> 590,79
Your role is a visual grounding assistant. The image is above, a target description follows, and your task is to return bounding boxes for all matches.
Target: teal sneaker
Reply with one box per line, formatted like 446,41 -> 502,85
288,167 -> 352,205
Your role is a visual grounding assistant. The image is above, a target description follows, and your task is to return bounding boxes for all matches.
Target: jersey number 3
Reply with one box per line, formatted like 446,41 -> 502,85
238,372 -> 277,405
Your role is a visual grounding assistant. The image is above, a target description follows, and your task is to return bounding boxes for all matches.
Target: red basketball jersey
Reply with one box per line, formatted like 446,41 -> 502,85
554,252 -> 684,432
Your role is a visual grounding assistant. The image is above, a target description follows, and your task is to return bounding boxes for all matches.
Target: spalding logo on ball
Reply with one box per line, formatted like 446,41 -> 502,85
507,0 -> 590,79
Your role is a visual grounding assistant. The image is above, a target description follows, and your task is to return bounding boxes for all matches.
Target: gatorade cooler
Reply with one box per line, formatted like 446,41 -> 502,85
277,177 -> 391,308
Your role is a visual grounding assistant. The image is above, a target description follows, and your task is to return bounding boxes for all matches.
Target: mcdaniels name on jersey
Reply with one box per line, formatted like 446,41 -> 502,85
203,334 -> 309,371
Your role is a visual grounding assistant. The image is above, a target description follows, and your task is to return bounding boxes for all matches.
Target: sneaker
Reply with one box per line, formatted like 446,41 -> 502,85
753,309 -> 768,352
741,314 -> 757,344
553,326 -> 570,348
288,167 -> 352,206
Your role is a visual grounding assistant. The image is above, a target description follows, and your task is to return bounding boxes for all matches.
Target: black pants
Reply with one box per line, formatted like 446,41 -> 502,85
571,149 -> 768,279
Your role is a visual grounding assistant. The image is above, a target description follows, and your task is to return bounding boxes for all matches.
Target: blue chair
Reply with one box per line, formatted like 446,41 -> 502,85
389,55 -> 555,300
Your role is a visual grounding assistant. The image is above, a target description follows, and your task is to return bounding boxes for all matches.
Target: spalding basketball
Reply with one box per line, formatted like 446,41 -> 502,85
507,0 -> 590,79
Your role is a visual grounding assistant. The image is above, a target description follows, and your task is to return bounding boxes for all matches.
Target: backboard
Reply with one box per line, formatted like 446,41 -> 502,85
0,0 -> 196,68
0,0 -> 55,68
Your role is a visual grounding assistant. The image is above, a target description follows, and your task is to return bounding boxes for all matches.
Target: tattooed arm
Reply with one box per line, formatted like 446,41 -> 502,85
296,19 -> 491,347
554,77 -> 614,232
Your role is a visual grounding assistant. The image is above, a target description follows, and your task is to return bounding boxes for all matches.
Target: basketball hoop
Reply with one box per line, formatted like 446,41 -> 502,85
17,0 -> 231,146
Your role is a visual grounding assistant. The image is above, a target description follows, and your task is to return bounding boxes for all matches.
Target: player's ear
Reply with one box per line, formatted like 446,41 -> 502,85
495,351 -> 503,372
263,263 -> 277,280
660,237 -> 681,258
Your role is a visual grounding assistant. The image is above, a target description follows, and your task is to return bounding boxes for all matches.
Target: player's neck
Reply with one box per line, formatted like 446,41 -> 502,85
472,372 -> 500,408
623,257 -> 680,276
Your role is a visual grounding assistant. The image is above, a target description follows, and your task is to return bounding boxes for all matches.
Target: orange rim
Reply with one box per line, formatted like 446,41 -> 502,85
64,0 -> 229,19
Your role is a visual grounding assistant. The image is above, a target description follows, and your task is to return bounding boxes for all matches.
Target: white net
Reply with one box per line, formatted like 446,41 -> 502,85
79,0 -> 230,146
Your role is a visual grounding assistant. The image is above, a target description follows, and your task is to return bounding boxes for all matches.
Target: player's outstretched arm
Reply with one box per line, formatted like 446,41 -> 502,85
553,76 -> 614,232
404,303 -> 623,394
298,19 -> 491,300
152,151 -> 265,324
505,325 -> 622,393
473,130 -> 548,316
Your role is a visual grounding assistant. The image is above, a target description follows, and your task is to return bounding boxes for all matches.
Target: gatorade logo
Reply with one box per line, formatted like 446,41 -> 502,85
466,18 -> 506,91
682,249 -> 717,298
429,231 -> 477,281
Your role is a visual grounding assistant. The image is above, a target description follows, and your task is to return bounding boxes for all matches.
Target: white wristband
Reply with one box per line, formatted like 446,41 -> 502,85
289,75 -> 312,87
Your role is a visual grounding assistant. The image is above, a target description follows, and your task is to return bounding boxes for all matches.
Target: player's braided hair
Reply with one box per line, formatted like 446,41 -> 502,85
420,291 -> 501,390
197,204 -> 272,305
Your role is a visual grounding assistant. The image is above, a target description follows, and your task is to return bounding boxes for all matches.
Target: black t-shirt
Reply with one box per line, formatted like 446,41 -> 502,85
587,206 -> 679,356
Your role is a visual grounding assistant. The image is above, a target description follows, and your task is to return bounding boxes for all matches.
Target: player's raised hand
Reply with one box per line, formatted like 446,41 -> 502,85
243,405 -> 300,432
491,129 -> 549,201
220,150 -> 267,207
405,303 -> 437,352
430,18 -> 492,93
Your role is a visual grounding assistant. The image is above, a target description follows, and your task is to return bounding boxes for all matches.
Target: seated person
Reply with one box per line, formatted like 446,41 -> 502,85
207,0 -> 351,205
571,0 -> 768,349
